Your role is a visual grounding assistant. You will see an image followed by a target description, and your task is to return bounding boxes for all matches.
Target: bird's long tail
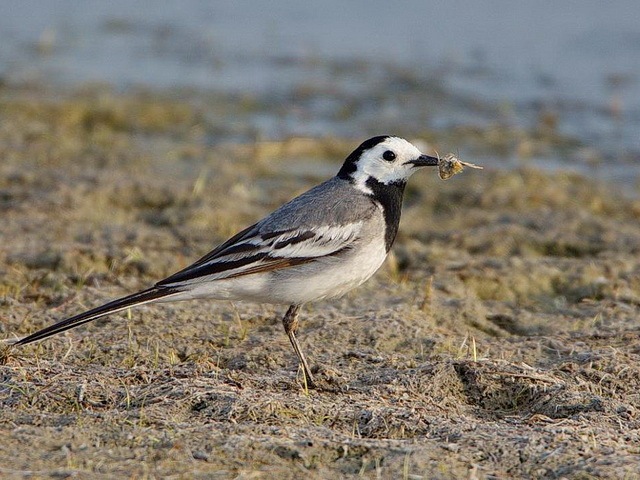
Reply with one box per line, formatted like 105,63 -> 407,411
14,286 -> 179,346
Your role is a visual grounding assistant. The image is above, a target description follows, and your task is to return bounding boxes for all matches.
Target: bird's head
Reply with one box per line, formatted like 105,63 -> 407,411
337,136 -> 439,193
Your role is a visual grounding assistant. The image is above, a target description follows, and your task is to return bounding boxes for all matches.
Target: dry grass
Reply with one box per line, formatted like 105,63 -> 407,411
1,88 -> 640,479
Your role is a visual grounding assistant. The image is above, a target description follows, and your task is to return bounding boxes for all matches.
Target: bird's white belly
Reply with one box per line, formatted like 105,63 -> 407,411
175,236 -> 388,305
271,236 -> 388,304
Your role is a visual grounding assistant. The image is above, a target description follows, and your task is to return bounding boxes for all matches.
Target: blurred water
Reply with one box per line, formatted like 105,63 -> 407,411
0,1 -> 638,165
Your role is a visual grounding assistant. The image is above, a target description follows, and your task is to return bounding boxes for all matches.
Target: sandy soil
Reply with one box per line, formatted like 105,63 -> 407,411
1,87 -> 640,479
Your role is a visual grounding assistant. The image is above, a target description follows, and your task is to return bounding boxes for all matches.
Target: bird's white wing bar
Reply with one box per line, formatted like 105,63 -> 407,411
266,223 -> 363,258
157,222 -> 364,287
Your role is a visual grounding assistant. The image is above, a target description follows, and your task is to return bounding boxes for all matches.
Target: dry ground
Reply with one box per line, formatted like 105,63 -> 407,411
1,88 -> 640,479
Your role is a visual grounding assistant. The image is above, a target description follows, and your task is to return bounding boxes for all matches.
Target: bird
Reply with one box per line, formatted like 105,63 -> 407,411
14,136 -> 441,387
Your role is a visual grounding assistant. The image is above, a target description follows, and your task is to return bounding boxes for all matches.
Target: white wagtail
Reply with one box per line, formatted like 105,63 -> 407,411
14,136 -> 442,386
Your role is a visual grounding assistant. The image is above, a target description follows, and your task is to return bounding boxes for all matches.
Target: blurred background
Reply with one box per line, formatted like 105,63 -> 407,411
0,0 -> 638,189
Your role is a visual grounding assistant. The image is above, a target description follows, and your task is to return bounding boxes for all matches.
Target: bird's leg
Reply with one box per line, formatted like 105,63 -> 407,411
282,304 -> 315,387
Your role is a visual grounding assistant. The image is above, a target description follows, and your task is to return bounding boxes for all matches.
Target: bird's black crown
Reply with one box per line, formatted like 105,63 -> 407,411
337,135 -> 391,180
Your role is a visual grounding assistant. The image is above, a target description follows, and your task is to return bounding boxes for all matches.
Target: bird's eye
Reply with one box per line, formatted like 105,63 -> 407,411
382,150 -> 396,161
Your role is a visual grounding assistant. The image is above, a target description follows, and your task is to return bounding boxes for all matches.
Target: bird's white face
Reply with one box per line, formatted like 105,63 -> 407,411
347,137 -> 434,193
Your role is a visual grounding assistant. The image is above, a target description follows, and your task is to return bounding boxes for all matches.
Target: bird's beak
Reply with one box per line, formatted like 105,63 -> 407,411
407,154 -> 439,168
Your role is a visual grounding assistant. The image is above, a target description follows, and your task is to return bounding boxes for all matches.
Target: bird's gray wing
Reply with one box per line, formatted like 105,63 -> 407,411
157,177 -> 376,286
